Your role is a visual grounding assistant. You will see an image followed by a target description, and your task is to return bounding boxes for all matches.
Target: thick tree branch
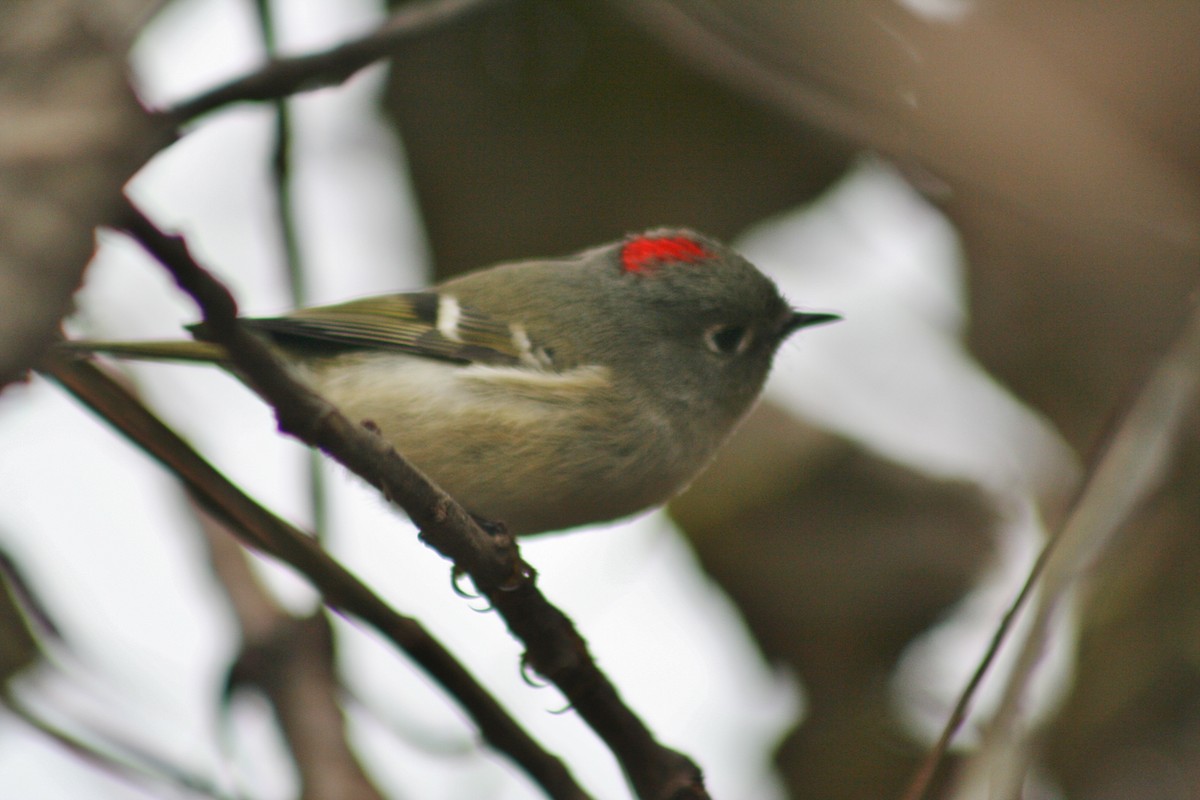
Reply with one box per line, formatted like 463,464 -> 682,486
114,199 -> 710,800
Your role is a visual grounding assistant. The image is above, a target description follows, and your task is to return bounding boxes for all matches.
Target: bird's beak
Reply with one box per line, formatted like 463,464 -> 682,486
783,310 -> 841,337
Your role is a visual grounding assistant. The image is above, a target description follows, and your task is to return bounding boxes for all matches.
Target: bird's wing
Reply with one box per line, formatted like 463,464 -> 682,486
236,292 -> 548,368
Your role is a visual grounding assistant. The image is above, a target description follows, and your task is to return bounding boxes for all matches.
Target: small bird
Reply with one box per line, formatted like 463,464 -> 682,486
70,229 -> 837,535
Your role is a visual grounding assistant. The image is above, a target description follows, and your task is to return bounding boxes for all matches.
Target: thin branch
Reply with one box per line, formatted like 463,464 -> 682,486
3,692 -> 240,800
163,0 -> 505,125
899,296 -> 1200,800
0,545 -> 63,645
114,199 -> 710,800
39,351 -> 590,800
896,541 -> 1053,800
248,0 -> 329,539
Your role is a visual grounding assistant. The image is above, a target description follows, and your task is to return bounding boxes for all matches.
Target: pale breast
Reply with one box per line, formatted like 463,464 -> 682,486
298,353 -> 706,534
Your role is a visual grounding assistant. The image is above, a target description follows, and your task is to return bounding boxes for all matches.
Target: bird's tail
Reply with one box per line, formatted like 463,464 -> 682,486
56,339 -> 229,364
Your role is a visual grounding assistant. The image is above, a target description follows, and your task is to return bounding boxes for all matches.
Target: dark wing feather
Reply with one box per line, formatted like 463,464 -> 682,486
235,292 -> 532,367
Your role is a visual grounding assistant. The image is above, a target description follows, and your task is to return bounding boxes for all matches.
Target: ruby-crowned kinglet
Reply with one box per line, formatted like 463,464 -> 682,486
70,229 -> 837,535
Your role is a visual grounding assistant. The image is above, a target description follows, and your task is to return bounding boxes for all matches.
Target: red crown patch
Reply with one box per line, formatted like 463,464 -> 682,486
620,235 -> 714,273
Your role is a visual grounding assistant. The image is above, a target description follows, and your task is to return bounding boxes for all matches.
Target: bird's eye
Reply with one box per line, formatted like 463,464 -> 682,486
705,324 -> 752,355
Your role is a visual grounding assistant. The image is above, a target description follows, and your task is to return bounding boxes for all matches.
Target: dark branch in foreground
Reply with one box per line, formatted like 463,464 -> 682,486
164,0 -> 504,124
40,351 -> 589,800
113,199 -> 710,800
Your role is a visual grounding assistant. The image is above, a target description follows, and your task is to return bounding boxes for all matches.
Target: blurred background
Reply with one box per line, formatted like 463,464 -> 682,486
1,1 -> 1198,798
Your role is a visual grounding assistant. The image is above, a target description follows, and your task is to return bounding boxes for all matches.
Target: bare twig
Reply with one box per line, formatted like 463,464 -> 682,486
897,543 -> 1053,800
0,545 -> 62,646
163,0 -> 505,125
40,351 -> 590,800
3,692 -> 239,800
899,297 -> 1200,800
248,0 -> 329,538
114,199 -> 710,800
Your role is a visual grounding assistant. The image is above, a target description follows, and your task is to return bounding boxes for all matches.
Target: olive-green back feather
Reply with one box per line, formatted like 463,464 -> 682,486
240,292 -> 536,367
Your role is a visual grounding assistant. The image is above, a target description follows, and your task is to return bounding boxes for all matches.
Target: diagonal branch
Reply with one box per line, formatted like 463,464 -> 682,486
115,198 -> 711,800
899,296 -> 1200,800
163,0 -> 505,125
40,351 -> 589,800
3,692 -> 240,800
